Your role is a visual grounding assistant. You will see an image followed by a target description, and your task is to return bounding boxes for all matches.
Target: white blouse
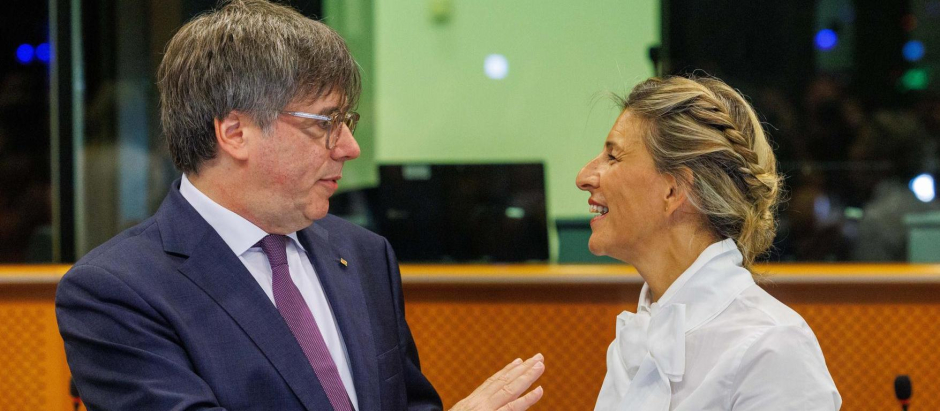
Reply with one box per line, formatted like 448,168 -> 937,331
594,239 -> 842,411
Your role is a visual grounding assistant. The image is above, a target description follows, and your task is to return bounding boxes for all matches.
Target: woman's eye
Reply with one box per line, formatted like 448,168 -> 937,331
607,154 -> 617,162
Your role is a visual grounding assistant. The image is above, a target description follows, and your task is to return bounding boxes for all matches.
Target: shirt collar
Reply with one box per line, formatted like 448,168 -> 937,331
637,238 -> 755,332
179,174 -> 305,256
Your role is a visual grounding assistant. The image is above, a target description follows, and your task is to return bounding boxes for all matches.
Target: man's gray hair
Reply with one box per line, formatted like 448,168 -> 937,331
157,0 -> 361,174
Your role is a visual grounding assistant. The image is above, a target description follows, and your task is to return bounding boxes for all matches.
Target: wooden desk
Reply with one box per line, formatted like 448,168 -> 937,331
3,264 -> 939,410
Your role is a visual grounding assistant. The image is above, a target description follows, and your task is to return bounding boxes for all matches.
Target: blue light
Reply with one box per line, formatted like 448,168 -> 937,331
910,173 -> 936,203
903,40 -> 925,62
36,43 -> 50,63
815,29 -> 838,51
15,44 -> 35,64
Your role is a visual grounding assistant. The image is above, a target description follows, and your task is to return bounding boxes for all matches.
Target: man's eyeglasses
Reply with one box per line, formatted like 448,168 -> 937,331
281,111 -> 360,149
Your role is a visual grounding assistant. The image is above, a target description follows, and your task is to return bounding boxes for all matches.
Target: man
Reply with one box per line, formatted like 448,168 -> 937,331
54,1 -> 544,410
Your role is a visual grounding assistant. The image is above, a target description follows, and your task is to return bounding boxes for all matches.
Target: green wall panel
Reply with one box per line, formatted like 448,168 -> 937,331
327,0 -> 659,259
373,0 -> 659,220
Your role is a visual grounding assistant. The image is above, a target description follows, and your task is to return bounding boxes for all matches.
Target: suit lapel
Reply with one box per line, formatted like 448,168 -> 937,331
299,223 -> 380,411
158,183 -> 332,411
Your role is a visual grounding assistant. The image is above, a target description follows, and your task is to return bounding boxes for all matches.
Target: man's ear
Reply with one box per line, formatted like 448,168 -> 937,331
213,111 -> 251,161
664,167 -> 693,215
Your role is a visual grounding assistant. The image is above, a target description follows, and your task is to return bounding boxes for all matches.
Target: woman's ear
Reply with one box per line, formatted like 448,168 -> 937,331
213,111 -> 251,161
664,167 -> 693,215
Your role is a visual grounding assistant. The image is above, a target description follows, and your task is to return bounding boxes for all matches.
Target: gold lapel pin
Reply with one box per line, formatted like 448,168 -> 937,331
339,258 -> 348,267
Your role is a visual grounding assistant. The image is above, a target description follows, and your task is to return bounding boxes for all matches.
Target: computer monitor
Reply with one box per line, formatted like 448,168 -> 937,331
373,163 -> 549,263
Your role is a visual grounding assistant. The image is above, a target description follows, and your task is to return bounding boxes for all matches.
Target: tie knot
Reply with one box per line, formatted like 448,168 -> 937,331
258,234 -> 289,268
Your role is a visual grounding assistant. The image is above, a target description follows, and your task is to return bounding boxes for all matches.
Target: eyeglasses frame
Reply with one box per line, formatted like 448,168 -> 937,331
281,110 -> 360,149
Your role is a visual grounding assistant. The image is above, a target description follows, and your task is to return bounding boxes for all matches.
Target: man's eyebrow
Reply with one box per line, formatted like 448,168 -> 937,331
605,141 -> 619,151
317,105 -> 341,116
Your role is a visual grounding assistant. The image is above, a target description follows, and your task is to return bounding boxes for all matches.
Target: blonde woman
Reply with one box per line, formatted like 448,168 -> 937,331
577,76 -> 841,410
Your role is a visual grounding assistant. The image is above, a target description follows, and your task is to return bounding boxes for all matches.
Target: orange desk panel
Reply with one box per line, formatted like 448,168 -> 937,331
2,264 -> 940,411
0,271 -> 74,411
400,264 -> 940,411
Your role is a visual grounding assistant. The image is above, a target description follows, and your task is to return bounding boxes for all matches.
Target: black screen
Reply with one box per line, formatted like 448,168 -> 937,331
372,163 -> 549,263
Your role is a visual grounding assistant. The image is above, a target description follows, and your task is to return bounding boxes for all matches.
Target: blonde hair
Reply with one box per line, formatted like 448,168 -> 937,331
620,76 -> 782,269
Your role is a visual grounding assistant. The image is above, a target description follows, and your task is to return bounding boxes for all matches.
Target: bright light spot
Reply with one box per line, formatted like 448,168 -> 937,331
402,164 -> 432,180
901,68 -> 930,90
910,174 -> 935,203
505,207 -> 525,219
815,29 -> 838,51
903,40 -> 925,62
16,44 -> 34,64
844,207 -> 864,220
36,43 -> 50,63
484,54 -> 509,80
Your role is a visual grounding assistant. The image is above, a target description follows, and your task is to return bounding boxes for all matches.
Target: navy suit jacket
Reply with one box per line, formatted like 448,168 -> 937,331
55,181 -> 443,411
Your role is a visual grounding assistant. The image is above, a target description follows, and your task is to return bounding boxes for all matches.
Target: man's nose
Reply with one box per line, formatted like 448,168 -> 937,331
332,125 -> 360,161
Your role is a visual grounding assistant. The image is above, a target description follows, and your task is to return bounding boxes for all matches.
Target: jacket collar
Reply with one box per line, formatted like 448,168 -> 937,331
297,222 -> 380,411
155,179 -> 379,410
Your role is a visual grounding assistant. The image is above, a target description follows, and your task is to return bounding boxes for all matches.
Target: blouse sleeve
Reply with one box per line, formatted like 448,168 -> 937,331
730,325 -> 842,410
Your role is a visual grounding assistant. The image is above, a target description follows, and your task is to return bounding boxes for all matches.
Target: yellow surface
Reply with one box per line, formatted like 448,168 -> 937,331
400,262 -> 940,275
0,265 -> 70,275
7,263 -> 940,279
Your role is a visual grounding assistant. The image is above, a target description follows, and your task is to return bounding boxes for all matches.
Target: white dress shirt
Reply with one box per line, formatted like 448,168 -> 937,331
594,239 -> 841,411
180,175 -> 359,409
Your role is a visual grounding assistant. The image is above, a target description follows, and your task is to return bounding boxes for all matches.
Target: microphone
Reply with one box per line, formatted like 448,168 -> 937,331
69,377 -> 81,411
894,375 -> 912,411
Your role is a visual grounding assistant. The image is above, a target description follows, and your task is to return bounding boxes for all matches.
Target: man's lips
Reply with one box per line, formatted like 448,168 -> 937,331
318,176 -> 341,190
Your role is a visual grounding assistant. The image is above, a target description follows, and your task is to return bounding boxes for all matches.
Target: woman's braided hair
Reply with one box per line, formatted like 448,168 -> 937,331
620,75 -> 782,270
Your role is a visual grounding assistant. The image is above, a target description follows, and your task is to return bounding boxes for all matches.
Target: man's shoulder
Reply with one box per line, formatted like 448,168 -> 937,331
70,216 -> 168,277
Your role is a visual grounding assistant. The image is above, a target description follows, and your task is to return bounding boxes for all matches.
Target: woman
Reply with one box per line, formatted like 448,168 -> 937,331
577,76 -> 841,410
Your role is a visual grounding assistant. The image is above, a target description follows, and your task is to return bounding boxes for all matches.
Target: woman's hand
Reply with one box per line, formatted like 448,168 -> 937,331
449,353 -> 545,411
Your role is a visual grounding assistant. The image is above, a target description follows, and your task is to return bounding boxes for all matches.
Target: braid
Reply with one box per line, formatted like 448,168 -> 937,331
623,75 -> 782,270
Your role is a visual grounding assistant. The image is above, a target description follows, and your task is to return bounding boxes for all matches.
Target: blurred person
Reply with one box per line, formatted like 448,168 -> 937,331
577,76 -> 841,410
915,91 -> 940,138
803,75 -> 864,164
802,75 -> 867,207
54,1 -> 544,410
849,111 -> 939,261
752,86 -> 804,163
782,172 -> 852,261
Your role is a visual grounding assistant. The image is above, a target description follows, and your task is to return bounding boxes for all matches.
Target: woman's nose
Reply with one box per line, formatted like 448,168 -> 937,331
576,158 -> 599,191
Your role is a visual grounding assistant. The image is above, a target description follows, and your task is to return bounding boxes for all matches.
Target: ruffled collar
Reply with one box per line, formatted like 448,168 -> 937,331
638,238 -> 755,333
595,239 -> 756,411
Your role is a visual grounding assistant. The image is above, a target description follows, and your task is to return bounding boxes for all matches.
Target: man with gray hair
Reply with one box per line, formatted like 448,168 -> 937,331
55,1 -> 544,410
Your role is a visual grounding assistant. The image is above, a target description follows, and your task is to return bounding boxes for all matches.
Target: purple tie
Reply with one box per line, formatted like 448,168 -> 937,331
258,234 -> 353,411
